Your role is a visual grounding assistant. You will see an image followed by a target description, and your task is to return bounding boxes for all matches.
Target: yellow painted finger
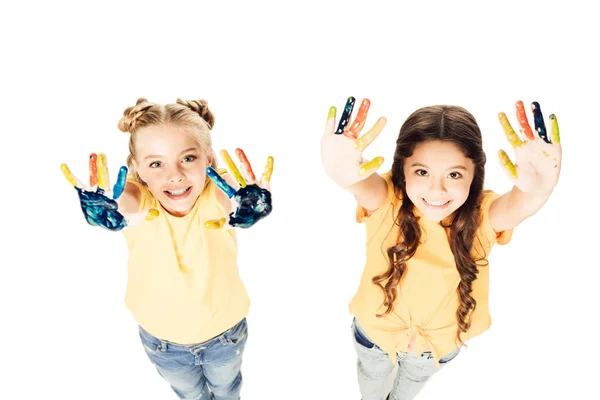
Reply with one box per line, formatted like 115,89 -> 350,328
97,153 -> 109,189
498,113 -> 523,148
354,117 -> 387,152
221,149 -> 246,188
205,218 -> 226,229
261,156 -> 274,183
60,163 -> 80,187
146,209 -> 160,221
358,156 -> 384,177
498,150 -> 517,179
550,114 -> 560,144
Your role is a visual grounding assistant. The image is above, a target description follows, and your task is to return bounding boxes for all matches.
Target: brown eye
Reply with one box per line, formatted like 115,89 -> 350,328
416,169 -> 428,176
449,172 -> 462,179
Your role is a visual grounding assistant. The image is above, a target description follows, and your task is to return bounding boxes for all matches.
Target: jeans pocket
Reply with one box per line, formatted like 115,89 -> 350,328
222,318 -> 248,345
352,320 -> 376,349
139,326 -> 162,355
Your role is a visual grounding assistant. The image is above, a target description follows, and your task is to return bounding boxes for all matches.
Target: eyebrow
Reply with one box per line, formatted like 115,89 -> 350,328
143,147 -> 199,160
410,162 -> 468,171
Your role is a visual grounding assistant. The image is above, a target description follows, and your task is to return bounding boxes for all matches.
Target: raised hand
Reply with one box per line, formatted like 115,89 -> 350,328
206,149 -> 273,229
61,153 -> 158,231
497,101 -> 562,194
321,96 -> 387,187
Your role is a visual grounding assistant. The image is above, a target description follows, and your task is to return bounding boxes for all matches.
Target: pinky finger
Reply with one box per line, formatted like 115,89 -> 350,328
498,150 -> 518,180
61,164 -> 86,189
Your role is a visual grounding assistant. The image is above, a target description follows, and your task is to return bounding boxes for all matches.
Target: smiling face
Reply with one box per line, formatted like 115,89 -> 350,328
133,123 -> 210,217
403,140 -> 475,222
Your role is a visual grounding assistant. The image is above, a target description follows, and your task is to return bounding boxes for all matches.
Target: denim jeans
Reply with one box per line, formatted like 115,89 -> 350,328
139,318 -> 248,400
352,318 -> 460,400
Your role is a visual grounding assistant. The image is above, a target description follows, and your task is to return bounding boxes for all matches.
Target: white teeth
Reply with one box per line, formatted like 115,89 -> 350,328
167,187 -> 189,195
424,199 -> 450,206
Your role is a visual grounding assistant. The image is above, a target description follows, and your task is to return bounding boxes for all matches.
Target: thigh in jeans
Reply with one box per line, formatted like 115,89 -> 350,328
202,318 -> 248,400
390,347 -> 461,400
139,326 -> 208,399
352,319 -> 398,400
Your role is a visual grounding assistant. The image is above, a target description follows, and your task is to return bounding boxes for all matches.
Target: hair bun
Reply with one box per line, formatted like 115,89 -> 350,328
118,98 -> 154,133
176,99 -> 215,129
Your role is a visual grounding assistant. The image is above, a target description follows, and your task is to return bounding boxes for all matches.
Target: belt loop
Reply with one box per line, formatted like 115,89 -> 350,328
160,340 -> 168,352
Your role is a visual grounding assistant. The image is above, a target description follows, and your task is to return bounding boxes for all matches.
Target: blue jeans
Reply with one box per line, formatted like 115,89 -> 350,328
139,318 -> 248,400
352,318 -> 460,400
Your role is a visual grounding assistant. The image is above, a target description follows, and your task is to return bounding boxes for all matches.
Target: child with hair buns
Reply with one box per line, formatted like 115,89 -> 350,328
61,98 -> 274,400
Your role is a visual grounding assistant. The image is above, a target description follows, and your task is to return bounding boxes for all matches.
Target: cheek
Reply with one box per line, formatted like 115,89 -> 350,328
448,181 -> 471,201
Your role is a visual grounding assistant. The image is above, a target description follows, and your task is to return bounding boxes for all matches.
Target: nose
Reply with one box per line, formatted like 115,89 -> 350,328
167,165 -> 185,182
428,177 -> 447,194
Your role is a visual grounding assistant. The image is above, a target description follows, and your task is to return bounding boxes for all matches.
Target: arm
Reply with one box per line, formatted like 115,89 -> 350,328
346,172 -> 388,213
490,101 -> 561,232
489,186 -> 552,232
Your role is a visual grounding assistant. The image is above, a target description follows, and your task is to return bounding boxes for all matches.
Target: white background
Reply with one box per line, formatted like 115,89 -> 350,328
2,0 -> 599,399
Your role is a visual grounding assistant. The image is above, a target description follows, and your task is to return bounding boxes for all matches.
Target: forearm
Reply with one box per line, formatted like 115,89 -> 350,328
490,185 -> 552,231
345,173 -> 388,212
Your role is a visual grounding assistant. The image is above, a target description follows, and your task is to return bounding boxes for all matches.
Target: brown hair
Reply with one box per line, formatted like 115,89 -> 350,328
117,98 -> 217,185
372,105 -> 487,346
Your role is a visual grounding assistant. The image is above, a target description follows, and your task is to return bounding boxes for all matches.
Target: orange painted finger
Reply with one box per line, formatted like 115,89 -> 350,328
235,148 -> 256,183
515,101 -> 534,140
347,98 -> 371,139
89,153 -> 98,186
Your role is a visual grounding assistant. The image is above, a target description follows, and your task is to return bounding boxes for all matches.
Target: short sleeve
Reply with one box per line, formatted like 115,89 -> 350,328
356,171 -> 398,223
479,190 -> 513,246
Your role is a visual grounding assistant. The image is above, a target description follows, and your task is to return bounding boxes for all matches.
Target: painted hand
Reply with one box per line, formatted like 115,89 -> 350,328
321,96 -> 386,187
61,153 -> 158,231
206,149 -> 273,229
498,101 -> 562,195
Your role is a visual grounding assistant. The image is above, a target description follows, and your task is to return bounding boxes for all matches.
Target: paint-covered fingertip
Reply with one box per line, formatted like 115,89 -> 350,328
531,101 -> 540,109
146,209 -> 160,221
205,218 -> 226,229
328,106 -> 336,120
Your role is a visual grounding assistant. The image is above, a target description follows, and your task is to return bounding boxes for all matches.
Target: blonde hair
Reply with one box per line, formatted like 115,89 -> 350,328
117,98 -> 218,185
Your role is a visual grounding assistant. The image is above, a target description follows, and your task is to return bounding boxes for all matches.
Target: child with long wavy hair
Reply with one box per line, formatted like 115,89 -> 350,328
61,98 -> 273,400
321,97 -> 561,400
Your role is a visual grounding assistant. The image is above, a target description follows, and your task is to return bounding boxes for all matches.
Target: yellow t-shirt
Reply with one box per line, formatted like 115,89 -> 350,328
349,171 -> 513,364
122,176 -> 250,344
